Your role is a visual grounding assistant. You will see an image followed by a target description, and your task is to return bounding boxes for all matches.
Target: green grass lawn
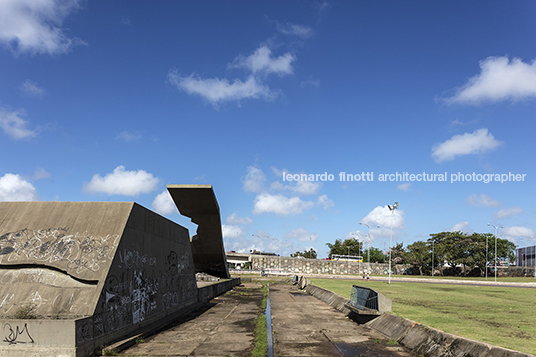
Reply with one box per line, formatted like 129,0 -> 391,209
310,277 -> 536,355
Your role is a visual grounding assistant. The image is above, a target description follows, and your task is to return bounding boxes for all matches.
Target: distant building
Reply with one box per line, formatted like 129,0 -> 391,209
517,245 -> 536,267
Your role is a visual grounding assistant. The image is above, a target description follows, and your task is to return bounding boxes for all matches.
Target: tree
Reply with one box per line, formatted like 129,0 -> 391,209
428,231 -> 517,276
326,238 -> 363,258
406,241 -> 429,275
291,248 -> 317,259
362,247 -> 386,263
390,242 -> 406,264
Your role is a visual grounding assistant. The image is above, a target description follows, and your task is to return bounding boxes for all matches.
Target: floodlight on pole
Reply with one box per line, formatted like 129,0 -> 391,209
387,202 -> 398,285
487,223 -> 502,283
360,222 -> 380,275
252,234 -> 269,269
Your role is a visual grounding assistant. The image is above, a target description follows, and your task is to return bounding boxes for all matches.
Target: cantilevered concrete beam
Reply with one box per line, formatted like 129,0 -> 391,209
167,184 -> 229,278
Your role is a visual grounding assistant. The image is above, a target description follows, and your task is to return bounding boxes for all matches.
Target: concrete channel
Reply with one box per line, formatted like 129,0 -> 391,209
120,280 -> 415,357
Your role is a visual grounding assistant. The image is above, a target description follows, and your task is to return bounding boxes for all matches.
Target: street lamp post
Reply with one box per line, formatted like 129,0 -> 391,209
388,202 -> 399,285
360,222 -> 380,275
347,246 -> 350,274
431,239 -> 434,277
351,232 -> 363,273
252,234 -> 269,270
487,223 -> 502,283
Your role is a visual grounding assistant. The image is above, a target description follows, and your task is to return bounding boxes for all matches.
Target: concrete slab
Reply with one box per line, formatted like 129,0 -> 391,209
121,282 -> 263,357
167,185 -> 229,278
270,283 -> 416,356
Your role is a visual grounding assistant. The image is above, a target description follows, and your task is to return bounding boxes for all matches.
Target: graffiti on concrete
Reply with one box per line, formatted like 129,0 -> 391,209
3,322 -> 34,344
90,249 -> 196,338
0,227 -> 120,274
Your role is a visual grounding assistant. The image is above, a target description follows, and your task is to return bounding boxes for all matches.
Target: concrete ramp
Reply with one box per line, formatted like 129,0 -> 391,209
167,184 -> 229,278
0,201 -> 198,356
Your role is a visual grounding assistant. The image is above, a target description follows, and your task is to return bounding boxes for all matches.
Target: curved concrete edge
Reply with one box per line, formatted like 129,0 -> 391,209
303,282 -> 534,357
367,314 -> 535,357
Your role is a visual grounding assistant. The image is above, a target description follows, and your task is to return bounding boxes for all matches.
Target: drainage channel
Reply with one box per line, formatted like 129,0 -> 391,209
266,282 -> 274,357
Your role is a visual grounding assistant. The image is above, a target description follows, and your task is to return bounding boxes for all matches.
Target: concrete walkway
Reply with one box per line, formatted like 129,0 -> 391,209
121,282 -> 264,357
120,281 -> 415,356
270,283 -> 415,356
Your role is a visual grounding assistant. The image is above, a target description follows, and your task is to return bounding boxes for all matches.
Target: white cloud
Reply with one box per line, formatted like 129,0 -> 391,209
465,193 -> 500,207
222,224 -> 243,239
33,167 -> 50,180
494,207 -> 523,220
151,190 -> 175,215
116,131 -> 141,142
285,227 -> 318,242
444,56 -> 536,104
361,205 -> 404,231
83,166 -> 159,196
273,180 -> 323,196
0,173 -> 38,201
19,80 -> 45,97
276,23 -> 314,38
168,71 -> 276,106
0,107 -> 37,139
501,226 -> 536,240
232,46 -> 295,76
450,221 -> 471,232
431,128 -> 502,163
253,193 -> 315,215
397,183 -> 411,192
242,166 -> 266,193
226,213 -> 253,225
0,0 -> 84,55
317,194 -> 334,209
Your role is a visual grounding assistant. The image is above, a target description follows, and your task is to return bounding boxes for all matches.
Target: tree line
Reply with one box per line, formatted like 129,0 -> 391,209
326,231 -> 516,276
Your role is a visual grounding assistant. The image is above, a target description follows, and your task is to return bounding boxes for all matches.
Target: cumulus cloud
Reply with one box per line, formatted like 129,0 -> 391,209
450,221 -> 471,232
0,107 -> 37,139
444,56 -> 536,104
33,167 -> 50,180
0,0 -> 84,55
253,193 -> 315,215
19,80 -> 45,97
0,173 -> 38,201
168,71 -> 276,106
494,207 -> 523,220
285,227 -> 318,242
361,205 -> 404,231
397,183 -> 411,192
431,128 -> 502,163
83,166 -> 159,196
501,226 -> 536,240
222,224 -> 244,239
232,46 -> 295,76
151,190 -> 175,215
226,213 -> 253,225
242,166 -> 266,193
465,193 -> 500,207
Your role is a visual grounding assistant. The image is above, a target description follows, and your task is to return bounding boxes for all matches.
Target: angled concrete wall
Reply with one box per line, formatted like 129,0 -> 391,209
0,201 -> 198,357
167,184 -> 229,278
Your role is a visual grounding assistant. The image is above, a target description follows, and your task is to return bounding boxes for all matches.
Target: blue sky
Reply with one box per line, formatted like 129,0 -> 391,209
1,1 -> 536,258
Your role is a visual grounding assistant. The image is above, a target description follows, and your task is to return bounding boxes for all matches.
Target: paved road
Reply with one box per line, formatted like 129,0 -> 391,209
121,281 -> 416,357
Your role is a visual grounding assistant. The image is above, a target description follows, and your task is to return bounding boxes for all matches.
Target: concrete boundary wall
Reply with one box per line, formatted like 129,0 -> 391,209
302,281 -> 534,357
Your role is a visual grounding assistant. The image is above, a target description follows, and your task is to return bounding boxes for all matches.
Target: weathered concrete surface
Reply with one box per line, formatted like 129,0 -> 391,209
168,184 -> 229,278
0,201 -> 198,357
270,283 -> 415,356
300,280 -> 534,357
367,314 -> 535,357
120,282 -> 263,357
